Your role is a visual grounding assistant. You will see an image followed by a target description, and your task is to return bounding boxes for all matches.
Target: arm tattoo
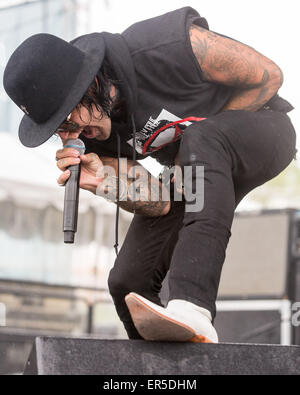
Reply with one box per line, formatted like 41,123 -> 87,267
189,24 -> 283,111
120,175 -> 170,217
97,157 -> 170,217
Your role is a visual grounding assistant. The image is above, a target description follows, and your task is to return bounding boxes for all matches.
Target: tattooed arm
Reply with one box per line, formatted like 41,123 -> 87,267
97,156 -> 171,217
189,24 -> 283,111
56,148 -> 170,216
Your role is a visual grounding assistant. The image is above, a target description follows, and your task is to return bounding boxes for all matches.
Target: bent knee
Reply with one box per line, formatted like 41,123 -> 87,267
107,265 -> 130,298
108,260 -> 150,299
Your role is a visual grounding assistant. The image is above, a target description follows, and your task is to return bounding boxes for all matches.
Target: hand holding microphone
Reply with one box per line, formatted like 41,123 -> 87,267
56,138 -> 105,243
60,139 -> 85,243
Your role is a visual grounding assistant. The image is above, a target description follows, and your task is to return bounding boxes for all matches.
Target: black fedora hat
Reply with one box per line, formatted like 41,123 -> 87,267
3,32 -> 105,147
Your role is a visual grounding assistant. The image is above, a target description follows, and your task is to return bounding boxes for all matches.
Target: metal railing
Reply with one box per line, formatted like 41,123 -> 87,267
0,278 -> 112,334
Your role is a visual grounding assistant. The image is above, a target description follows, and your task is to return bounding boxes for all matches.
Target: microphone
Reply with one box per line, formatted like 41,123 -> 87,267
63,138 -> 86,244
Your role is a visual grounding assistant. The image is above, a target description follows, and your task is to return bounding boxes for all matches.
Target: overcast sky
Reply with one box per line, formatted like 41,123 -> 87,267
81,0 -> 299,150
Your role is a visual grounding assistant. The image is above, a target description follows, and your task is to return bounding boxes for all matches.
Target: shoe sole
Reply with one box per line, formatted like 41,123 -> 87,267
125,293 -> 212,343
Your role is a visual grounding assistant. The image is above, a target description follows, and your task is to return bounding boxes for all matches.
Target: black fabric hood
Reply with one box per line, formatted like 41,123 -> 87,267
101,32 -> 138,119
80,31 -> 140,160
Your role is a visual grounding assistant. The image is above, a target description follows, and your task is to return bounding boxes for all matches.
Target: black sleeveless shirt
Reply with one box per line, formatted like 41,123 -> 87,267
81,7 -> 292,166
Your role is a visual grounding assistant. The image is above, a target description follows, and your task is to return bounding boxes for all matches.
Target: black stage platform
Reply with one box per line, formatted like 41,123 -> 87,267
24,337 -> 300,375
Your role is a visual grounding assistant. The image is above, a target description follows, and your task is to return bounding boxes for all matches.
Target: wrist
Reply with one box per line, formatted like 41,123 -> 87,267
96,176 -> 127,202
84,177 -> 103,195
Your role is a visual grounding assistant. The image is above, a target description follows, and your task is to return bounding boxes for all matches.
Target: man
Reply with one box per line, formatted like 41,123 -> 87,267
3,7 -> 297,343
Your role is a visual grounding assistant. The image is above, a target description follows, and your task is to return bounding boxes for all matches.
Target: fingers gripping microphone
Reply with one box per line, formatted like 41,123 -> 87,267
63,138 -> 85,244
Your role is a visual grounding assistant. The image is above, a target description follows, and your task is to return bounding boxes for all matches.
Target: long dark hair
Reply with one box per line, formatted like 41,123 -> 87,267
77,58 -> 126,123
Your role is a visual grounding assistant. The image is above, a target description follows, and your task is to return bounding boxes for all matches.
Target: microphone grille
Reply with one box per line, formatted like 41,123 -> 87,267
64,138 -> 86,155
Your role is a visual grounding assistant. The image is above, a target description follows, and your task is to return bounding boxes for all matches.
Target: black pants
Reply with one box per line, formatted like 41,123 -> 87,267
108,109 -> 297,339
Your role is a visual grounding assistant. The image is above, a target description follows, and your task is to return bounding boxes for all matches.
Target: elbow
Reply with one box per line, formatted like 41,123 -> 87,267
161,201 -> 171,216
268,63 -> 284,92
274,64 -> 284,88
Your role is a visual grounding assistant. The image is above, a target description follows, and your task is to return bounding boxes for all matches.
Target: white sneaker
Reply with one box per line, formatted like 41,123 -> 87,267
125,292 -> 218,343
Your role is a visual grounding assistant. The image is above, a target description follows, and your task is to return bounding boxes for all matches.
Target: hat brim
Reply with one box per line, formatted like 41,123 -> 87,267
18,33 -> 105,148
